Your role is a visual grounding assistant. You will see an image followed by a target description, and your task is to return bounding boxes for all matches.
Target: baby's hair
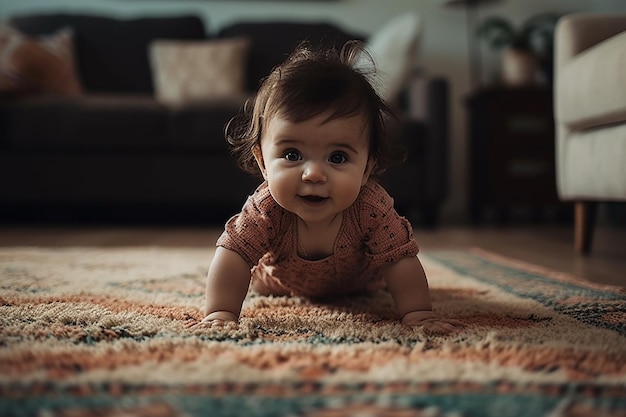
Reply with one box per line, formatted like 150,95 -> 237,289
225,40 -> 399,177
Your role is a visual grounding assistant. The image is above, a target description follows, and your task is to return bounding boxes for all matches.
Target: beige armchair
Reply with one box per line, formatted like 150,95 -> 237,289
554,13 -> 626,255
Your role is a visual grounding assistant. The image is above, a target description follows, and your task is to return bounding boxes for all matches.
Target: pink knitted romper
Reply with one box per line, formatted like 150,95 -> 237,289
217,180 -> 419,298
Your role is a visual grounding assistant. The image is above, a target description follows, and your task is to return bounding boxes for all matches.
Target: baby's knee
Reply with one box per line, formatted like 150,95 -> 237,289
251,277 -> 290,296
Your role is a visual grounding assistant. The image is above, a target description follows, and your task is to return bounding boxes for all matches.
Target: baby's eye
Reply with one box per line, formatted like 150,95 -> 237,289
283,150 -> 302,162
329,152 -> 348,164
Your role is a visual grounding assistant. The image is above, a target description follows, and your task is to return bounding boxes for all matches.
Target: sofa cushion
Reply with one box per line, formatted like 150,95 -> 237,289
9,14 -> 206,94
0,95 -> 169,150
217,22 -> 360,92
557,30 -> 626,131
558,124 -> 626,200
0,26 -> 82,97
149,37 -> 250,105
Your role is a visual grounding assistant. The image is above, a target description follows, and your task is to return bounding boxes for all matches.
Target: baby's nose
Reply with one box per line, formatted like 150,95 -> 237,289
302,161 -> 327,183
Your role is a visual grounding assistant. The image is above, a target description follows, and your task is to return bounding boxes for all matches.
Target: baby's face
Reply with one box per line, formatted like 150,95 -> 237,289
254,111 -> 372,226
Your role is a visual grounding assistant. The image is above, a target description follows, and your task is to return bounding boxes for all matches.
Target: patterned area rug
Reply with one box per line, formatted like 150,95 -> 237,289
1,246 -> 625,417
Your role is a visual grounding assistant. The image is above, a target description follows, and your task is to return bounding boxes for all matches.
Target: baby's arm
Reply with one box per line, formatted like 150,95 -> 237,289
384,256 -> 464,334
202,246 -> 251,324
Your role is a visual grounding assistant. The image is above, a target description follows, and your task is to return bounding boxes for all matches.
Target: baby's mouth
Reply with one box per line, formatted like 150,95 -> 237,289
300,195 -> 328,204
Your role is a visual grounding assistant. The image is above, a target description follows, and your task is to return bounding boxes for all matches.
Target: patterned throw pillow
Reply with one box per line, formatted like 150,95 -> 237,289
149,37 -> 250,105
0,26 -> 82,96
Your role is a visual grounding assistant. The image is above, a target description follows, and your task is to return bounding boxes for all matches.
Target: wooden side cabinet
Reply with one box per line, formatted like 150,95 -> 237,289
466,87 -> 560,223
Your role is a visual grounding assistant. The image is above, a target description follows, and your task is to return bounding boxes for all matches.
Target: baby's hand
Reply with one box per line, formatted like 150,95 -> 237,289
402,310 -> 465,335
195,311 -> 239,329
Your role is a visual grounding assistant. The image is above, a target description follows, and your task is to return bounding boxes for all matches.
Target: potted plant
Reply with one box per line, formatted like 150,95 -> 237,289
477,13 -> 560,86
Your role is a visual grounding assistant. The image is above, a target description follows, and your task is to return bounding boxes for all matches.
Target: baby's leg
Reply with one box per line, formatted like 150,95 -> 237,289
250,263 -> 292,296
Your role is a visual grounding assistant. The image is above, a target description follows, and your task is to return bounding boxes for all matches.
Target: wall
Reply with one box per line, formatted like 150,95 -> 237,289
2,0 -> 625,223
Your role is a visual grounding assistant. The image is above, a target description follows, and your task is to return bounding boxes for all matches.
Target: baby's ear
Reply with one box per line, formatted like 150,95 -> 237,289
252,146 -> 268,179
362,159 -> 375,186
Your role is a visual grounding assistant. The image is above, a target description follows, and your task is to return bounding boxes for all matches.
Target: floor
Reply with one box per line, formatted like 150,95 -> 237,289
1,224 -> 625,288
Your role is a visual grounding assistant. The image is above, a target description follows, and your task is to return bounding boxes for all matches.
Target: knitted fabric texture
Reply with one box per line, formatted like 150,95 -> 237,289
217,181 -> 419,298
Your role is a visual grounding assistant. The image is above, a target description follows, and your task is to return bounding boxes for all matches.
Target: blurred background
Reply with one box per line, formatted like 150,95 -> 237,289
1,0 -> 625,227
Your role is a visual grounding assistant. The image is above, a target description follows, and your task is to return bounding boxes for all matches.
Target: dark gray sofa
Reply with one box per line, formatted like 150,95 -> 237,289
0,13 -> 448,226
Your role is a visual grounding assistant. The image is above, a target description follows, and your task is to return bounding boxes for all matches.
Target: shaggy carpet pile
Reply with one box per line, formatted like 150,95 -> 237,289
0,246 -> 625,417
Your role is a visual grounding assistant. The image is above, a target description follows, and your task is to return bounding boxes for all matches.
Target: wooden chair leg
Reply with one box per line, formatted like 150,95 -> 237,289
574,201 -> 598,255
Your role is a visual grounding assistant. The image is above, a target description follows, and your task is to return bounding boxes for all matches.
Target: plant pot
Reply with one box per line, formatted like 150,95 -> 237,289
501,48 -> 539,86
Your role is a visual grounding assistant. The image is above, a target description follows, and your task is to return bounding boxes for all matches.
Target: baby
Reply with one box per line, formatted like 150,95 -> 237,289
202,41 -> 463,334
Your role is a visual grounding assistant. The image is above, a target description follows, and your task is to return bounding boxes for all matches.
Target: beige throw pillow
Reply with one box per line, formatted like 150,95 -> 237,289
0,25 -> 82,96
354,14 -> 421,103
150,37 -> 250,105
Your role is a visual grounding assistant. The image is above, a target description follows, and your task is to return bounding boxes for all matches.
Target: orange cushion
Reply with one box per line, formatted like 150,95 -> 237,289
0,26 -> 82,96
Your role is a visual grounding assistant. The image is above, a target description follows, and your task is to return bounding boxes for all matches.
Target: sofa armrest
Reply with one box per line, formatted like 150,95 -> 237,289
421,77 -> 449,201
412,77 -> 450,203
381,76 -> 448,226
555,13 -> 626,130
555,13 -> 626,71
386,77 -> 449,202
